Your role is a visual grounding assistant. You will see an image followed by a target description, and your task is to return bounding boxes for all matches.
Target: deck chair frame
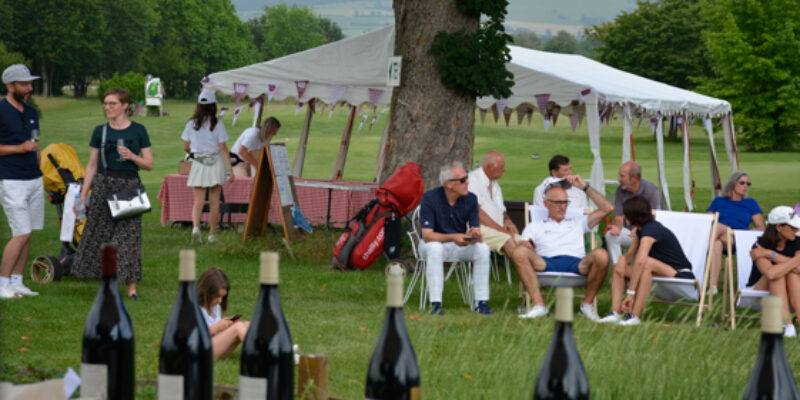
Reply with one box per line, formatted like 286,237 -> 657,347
726,229 -> 770,330
648,210 -> 718,327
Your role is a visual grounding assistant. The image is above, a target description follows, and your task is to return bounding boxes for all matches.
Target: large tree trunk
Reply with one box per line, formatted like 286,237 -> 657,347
381,1 -> 479,189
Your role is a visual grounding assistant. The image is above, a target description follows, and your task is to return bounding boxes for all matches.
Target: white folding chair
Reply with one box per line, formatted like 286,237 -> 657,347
650,210 -> 718,326
491,252 -> 513,285
728,229 -> 769,329
403,206 -> 475,310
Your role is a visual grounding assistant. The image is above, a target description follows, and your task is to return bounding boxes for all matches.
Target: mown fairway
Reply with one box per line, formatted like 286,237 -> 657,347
1,96 -> 798,398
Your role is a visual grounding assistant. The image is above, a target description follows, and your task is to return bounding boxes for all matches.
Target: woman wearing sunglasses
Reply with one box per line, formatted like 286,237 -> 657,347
707,171 -> 765,294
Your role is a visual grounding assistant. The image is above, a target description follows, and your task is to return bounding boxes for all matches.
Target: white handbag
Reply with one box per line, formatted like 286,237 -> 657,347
106,186 -> 151,220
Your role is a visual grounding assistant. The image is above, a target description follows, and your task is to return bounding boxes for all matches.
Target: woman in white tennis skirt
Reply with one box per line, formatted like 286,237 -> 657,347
182,89 -> 233,244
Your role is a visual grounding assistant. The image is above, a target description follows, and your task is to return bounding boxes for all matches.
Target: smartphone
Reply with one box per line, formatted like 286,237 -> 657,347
229,314 -> 242,322
463,236 -> 477,242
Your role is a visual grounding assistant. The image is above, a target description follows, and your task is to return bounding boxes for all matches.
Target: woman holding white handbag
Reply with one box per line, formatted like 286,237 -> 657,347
73,88 -> 153,300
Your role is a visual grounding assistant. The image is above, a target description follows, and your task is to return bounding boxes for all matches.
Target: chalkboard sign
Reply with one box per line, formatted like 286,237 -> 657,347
243,143 -> 302,244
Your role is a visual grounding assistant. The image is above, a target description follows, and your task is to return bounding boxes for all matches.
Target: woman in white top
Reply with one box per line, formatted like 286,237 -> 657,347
182,89 -> 234,243
231,116 -> 281,177
197,267 -> 249,360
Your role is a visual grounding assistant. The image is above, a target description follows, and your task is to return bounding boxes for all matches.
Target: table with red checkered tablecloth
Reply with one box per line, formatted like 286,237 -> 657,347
157,174 -> 378,228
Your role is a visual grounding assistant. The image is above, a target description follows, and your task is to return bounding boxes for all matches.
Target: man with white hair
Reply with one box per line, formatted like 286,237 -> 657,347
521,176 -> 613,320
419,161 -> 492,315
468,150 -> 548,318
0,64 -> 43,299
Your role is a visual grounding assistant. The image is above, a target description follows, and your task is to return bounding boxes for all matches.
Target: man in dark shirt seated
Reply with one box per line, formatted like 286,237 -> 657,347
419,161 -> 491,315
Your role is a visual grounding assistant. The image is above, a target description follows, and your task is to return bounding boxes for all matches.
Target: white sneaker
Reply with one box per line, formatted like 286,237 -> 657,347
598,311 -> 622,324
9,283 -> 38,296
191,227 -> 202,243
519,304 -> 549,319
579,303 -> 600,322
207,234 -> 217,243
784,324 -> 797,338
618,313 -> 641,326
0,285 -> 19,299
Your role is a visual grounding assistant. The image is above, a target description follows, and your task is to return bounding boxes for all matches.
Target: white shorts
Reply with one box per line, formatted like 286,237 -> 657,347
0,178 -> 45,236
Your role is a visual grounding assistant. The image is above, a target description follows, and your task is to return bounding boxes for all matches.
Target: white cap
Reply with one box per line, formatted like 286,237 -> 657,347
543,176 -> 571,194
197,89 -> 217,104
767,206 -> 800,228
2,64 -> 40,84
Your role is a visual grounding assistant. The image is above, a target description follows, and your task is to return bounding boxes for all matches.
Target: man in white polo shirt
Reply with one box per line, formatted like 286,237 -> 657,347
468,151 -> 548,318
521,176 -> 613,321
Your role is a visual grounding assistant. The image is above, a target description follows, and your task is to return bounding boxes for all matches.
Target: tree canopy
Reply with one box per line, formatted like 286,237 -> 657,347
248,4 -> 342,61
699,0 -> 800,150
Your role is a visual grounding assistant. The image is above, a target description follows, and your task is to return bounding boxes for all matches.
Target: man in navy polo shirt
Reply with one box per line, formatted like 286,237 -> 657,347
419,161 -> 491,315
0,64 -> 43,299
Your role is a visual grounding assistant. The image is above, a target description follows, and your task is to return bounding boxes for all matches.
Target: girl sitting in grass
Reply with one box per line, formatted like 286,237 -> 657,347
197,267 -> 250,359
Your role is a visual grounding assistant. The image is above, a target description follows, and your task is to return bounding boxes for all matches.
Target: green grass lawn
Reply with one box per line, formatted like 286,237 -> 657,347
1,96 -> 799,399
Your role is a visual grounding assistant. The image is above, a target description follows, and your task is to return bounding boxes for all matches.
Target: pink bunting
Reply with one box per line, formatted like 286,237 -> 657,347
218,107 -> 229,118
358,114 -> 369,131
569,113 -> 579,132
295,80 -> 309,100
320,103 -> 328,115
543,119 -> 551,131
503,108 -> 512,126
516,107 -> 525,125
267,83 -> 279,103
491,104 -> 499,123
232,106 -> 242,125
535,94 -> 551,128
233,83 -> 248,104
369,115 -> 378,130
368,88 -> 383,110
201,76 -> 210,84
527,108 -> 533,125
295,102 -> 303,115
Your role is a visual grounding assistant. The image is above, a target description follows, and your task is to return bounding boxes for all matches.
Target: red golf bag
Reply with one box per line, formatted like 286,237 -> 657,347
331,162 -> 424,271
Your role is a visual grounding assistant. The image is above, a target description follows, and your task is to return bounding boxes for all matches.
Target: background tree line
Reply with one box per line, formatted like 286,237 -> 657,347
0,0 -> 342,99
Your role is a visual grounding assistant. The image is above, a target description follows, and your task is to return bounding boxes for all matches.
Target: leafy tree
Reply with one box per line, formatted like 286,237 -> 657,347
586,0 -> 710,90
0,42 -> 27,95
148,0 -> 256,98
511,31 -> 541,49
97,0 -> 159,78
248,4 -> 335,61
699,0 -> 800,150
544,30 -> 578,54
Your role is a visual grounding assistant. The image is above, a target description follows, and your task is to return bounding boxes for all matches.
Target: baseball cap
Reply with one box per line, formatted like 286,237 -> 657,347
198,89 -> 216,104
767,206 -> 800,228
2,64 -> 40,84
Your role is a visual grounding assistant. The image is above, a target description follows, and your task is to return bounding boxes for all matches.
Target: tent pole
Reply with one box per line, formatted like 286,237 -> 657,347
292,100 -> 315,177
373,110 -> 391,183
584,92 -> 606,197
330,105 -> 357,180
622,103 -> 633,164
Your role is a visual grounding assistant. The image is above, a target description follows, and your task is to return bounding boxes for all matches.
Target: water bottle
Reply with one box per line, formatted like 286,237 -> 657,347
75,193 -> 86,220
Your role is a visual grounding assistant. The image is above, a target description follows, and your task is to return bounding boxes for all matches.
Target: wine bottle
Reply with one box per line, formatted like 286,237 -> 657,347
533,287 -> 590,400
81,245 -> 135,400
365,261 -> 420,400
158,249 -> 213,400
742,296 -> 800,399
239,252 -> 295,400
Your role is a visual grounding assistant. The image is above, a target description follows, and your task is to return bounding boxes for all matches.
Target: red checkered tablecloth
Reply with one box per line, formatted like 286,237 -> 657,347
157,174 -> 378,228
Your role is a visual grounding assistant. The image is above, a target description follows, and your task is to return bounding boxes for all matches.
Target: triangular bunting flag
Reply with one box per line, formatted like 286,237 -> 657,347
320,103 -> 328,115
369,115 -> 378,130
479,109 -> 487,124
368,88 -> 383,110
503,108 -> 512,126
527,107 -> 533,125
201,76 -> 210,85
233,83 -> 248,104
496,98 -> 508,116
218,107 -> 229,118
491,104 -> 499,123
295,102 -> 303,115
358,114 -> 368,131
569,113 -> 579,132
267,83 -> 279,103
295,80 -> 309,100
543,118 -> 551,131
516,106 -> 525,125
535,94 -> 550,116
232,106 -> 243,125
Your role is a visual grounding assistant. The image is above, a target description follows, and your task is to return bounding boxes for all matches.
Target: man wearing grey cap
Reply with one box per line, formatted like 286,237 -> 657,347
0,64 -> 43,299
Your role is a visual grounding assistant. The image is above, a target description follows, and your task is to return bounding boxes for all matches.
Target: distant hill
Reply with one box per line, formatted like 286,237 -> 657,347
231,0 -> 636,38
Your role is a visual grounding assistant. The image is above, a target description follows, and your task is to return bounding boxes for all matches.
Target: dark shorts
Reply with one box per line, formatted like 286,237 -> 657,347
673,268 -> 695,280
542,255 -> 582,275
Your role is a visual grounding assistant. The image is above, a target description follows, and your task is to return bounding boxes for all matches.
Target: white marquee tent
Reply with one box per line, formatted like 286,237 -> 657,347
206,24 -> 738,210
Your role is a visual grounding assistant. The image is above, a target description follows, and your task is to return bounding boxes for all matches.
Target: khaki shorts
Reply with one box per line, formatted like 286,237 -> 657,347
480,225 -> 520,254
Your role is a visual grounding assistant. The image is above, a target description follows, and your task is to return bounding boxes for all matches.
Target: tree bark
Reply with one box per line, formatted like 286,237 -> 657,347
381,0 -> 479,189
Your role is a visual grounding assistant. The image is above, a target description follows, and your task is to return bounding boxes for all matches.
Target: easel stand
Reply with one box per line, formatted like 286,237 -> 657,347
242,143 -> 303,257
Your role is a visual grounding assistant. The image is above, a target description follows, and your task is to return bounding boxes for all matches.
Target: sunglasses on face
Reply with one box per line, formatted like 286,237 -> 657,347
546,199 -> 570,206
737,180 -> 752,186
448,176 -> 468,184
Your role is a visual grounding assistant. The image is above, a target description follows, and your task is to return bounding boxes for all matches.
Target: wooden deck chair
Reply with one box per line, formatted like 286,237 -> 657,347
403,206 -> 475,310
727,229 -> 769,329
650,210 -> 718,327
520,204 -> 596,309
